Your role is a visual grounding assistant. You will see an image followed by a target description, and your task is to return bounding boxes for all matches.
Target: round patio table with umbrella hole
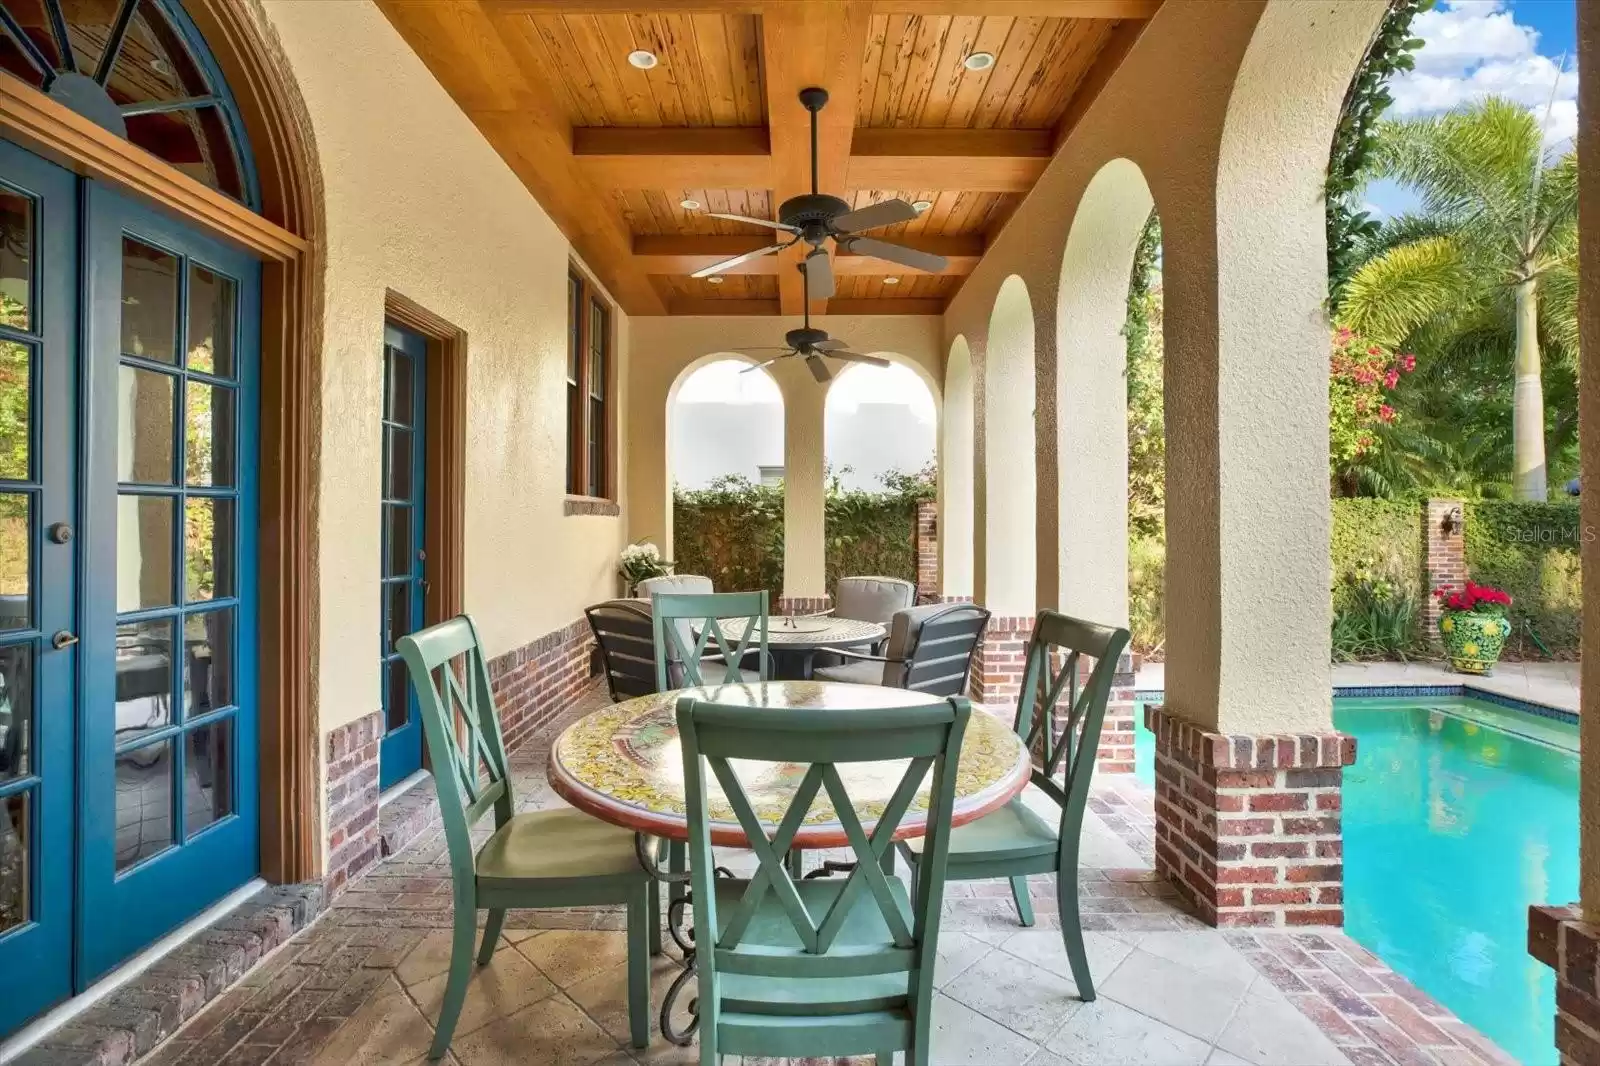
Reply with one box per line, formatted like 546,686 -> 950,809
695,614 -> 887,680
547,680 -> 1031,1046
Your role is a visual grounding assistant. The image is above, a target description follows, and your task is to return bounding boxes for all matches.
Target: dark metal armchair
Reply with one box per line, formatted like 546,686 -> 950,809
813,603 -> 990,696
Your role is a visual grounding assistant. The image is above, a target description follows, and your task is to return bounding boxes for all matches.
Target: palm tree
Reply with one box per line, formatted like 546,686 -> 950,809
1340,97 -> 1578,501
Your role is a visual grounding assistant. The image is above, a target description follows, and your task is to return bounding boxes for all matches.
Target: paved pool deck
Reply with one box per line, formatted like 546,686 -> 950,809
1135,659 -> 1580,714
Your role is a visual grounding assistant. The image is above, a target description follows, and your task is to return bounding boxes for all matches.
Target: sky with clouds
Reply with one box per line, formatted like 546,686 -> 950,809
1365,0 -> 1577,218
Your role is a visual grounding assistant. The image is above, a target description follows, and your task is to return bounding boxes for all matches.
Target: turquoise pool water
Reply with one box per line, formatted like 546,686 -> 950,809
1133,696 -> 1578,1065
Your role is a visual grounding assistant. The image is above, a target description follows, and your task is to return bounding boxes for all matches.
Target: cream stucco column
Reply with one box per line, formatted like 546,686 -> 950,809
979,276 -> 1037,619
940,336 -> 976,601
772,358 -> 827,607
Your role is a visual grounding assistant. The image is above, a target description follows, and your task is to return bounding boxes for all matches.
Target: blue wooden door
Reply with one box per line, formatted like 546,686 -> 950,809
0,141 -> 78,1036
378,324 -> 426,790
77,182 -> 260,982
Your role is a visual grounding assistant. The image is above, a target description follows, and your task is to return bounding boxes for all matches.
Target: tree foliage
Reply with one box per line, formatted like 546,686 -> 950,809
1125,213 -> 1164,540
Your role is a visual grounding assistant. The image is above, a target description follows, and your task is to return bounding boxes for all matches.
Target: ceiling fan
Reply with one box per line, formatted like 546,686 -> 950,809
689,86 -> 948,297
732,269 -> 891,383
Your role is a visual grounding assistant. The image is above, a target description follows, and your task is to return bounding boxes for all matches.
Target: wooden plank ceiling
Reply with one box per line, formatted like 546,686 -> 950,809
377,0 -> 1158,317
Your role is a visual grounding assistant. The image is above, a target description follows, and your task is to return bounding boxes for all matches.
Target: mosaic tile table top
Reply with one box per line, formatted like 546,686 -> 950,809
706,614 -> 886,648
548,681 -> 1029,847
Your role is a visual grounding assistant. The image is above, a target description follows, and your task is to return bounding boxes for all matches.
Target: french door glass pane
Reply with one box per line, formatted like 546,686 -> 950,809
117,495 -> 176,612
0,790 -> 27,933
383,426 -> 412,500
115,619 -> 174,746
0,644 -> 31,780
0,494 -> 28,631
0,341 -> 30,480
120,239 -> 179,364
184,610 -> 233,716
184,497 -> 233,602
184,718 -> 232,838
0,188 -> 32,331
385,350 -> 413,423
118,366 -> 177,484
384,505 -> 411,578
386,659 -> 408,732
384,582 -> 411,655
186,265 -> 236,378
114,739 -> 174,872
185,381 -> 236,487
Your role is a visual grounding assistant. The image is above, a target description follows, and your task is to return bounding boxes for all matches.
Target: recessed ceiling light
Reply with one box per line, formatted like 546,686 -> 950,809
707,276 -> 724,285
963,52 -> 995,71
883,276 -> 901,285
912,200 -> 933,212
627,49 -> 658,70
679,198 -> 701,210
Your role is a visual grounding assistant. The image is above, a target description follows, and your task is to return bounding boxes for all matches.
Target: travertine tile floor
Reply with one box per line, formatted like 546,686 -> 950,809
141,689 -> 1514,1066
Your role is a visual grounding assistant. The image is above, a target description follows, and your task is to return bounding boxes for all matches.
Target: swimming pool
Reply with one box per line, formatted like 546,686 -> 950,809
1134,695 -> 1576,1065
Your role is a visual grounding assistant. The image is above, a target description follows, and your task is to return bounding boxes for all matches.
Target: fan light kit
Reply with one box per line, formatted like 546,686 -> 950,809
627,49 -> 658,69
912,200 -> 933,212
964,52 -> 995,71
679,198 -> 701,210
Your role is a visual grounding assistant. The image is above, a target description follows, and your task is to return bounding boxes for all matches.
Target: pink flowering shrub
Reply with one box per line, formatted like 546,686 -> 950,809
1330,326 -> 1414,463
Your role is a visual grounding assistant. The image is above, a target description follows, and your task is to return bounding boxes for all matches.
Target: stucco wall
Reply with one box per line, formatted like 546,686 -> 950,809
261,1 -> 629,743
627,315 -> 941,597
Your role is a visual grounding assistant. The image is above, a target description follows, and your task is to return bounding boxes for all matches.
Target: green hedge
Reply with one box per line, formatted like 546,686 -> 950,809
1330,499 -> 1424,612
1463,500 -> 1582,655
672,474 -> 927,601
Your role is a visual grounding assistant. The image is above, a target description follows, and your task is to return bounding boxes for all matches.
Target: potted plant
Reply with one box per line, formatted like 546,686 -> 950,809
618,540 -> 671,596
1433,581 -> 1513,675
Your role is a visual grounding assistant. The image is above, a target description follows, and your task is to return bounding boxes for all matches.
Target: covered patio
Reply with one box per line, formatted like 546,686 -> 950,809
0,0 -> 1596,1063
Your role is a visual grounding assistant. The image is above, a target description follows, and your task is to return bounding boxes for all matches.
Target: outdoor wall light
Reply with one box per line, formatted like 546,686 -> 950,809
1442,506 -> 1463,535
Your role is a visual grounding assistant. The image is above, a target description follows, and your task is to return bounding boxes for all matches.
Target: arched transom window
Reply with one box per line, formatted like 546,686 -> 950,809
0,0 -> 256,206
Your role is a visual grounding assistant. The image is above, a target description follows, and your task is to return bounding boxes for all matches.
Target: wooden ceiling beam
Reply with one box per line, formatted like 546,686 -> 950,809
572,126 -> 772,188
633,233 -> 982,275
376,0 -> 665,314
825,298 -> 945,315
761,1 -> 874,315
667,298 -> 783,316
1051,15 -> 1153,152
847,128 -> 1052,192
488,0 -> 1158,14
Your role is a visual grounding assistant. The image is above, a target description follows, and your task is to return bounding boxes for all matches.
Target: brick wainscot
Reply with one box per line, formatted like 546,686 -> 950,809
1146,705 -> 1357,927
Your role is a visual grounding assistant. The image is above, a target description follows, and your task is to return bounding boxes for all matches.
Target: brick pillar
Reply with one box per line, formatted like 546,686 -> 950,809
914,500 -> 939,604
777,595 -> 831,616
969,615 -> 1032,707
1423,497 -> 1466,641
1531,906 -> 1600,1064
1146,705 -> 1357,927
1096,650 -> 1138,774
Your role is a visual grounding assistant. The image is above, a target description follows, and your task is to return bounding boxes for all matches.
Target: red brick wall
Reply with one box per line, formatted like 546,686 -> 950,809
1097,651 -> 1138,774
914,500 -> 939,604
1531,904 -> 1600,1065
324,711 -> 382,897
486,618 -> 598,753
777,595 -> 831,616
1423,497 -> 1466,641
1146,705 -> 1356,927
969,615 -> 1033,707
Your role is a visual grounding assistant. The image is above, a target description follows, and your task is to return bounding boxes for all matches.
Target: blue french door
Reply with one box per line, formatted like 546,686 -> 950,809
0,140 -> 79,1036
77,183 -> 260,981
378,324 -> 426,790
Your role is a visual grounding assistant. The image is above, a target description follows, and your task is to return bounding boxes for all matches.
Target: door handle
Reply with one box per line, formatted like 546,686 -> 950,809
51,630 -> 79,650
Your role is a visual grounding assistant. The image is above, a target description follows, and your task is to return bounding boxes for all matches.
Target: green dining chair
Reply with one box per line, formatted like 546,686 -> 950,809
676,689 -> 970,1065
396,616 -> 656,1060
649,590 -> 771,689
897,609 -> 1131,1002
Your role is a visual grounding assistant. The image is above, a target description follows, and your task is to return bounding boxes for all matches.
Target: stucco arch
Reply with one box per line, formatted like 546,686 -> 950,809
1056,158 -> 1154,629
982,275 -> 1037,617
663,352 -> 786,558
822,352 -> 940,483
941,336 -> 975,601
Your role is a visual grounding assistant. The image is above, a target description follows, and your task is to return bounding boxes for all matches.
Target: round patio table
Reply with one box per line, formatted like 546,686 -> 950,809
547,680 -> 1030,848
699,615 -> 887,681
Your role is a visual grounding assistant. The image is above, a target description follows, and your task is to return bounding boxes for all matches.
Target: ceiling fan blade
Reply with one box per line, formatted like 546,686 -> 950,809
689,242 -> 789,278
812,338 -> 850,351
805,353 -> 833,384
831,198 -> 919,234
801,250 -> 835,300
706,212 -> 799,233
844,236 -> 948,274
826,350 -> 892,368
728,346 -> 794,351
741,354 -> 790,372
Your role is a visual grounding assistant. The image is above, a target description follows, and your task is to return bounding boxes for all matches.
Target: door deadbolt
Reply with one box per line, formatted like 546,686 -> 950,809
48,522 -> 72,544
51,630 -> 79,650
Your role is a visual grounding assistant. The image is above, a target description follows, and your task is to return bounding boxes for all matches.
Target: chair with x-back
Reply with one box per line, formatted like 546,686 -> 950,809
677,689 -> 970,1065
397,616 -> 656,1059
897,609 -> 1130,1002
650,590 -> 771,690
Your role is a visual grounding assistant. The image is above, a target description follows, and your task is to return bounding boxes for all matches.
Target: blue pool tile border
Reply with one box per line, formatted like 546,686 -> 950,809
1134,684 -> 1577,725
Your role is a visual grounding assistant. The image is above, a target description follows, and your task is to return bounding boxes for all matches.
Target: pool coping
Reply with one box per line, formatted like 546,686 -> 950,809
1134,683 -> 1578,725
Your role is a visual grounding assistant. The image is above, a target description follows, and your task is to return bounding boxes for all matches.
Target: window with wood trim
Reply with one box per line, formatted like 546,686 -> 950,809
567,269 -> 612,499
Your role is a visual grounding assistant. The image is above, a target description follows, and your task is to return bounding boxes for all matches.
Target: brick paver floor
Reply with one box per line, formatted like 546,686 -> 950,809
135,688 -> 1516,1066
